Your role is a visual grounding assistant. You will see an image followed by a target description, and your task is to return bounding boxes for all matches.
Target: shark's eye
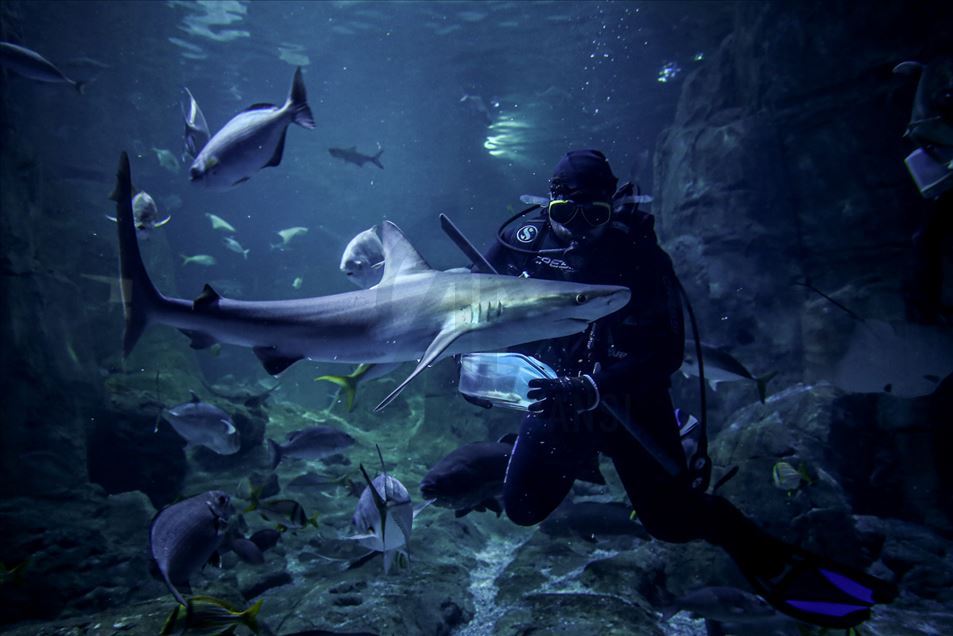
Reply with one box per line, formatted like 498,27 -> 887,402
575,293 -> 588,305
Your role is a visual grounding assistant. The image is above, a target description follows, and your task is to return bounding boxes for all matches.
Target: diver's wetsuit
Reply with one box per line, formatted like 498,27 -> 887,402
483,206 -> 808,581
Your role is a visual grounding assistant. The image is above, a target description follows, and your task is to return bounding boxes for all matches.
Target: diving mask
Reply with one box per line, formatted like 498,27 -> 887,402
547,198 -> 612,228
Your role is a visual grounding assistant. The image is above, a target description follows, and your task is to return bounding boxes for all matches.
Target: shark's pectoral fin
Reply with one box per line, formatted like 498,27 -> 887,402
253,346 -> 303,375
454,508 -> 472,518
155,215 -> 172,228
181,329 -> 217,350
374,325 -> 468,411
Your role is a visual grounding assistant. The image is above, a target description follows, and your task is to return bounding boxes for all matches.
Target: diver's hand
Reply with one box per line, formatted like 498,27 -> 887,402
527,375 -> 599,417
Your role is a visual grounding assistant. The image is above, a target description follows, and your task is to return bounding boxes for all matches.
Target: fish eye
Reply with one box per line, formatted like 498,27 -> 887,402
575,293 -> 588,304
217,495 -> 228,506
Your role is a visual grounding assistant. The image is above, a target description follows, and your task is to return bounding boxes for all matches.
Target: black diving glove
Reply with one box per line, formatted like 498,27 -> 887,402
527,375 -> 599,417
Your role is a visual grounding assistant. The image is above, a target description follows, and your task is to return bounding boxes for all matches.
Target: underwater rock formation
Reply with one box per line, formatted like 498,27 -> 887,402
657,0 -> 953,419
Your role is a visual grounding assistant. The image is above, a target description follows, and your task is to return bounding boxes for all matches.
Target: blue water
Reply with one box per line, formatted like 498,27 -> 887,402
5,0 -> 722,402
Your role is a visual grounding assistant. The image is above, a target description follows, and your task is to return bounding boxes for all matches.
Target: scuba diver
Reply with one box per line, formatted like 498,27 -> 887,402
479,149 -> 897,628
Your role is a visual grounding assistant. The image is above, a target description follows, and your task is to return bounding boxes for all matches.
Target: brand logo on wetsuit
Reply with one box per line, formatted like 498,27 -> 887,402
516,225 -> 538,243
533,256 -> 575,272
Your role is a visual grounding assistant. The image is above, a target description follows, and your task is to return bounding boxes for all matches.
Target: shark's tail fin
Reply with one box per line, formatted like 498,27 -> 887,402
111,152 -> 164,356
371,148 -> 383,170
288,67 -> 315,129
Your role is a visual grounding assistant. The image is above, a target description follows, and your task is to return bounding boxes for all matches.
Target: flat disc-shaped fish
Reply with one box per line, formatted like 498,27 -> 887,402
149,490 -> 232,605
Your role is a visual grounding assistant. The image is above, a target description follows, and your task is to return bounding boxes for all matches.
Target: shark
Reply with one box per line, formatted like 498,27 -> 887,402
111,152 -> 631,410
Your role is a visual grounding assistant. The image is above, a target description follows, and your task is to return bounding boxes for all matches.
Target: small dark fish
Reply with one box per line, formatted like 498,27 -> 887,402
150,491 -> 233,605
0,41 -> 86,93
229,537 -> 265,565
237,472 -> 281,505
268,426 -> 356,469
256,498 -> 317,531
328,146 -> 383,169
539,500 -> 644,543
659,586 -> 776,623
286,470 -> 348,493
249,528 -> 281,552
201,377 -> 279,409
161,595 -> 262,635
419,437 -> 515,518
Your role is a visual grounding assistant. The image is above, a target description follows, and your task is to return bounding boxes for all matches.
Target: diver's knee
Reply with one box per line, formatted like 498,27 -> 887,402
502,490 -> 550,526
504,507 -> 542,527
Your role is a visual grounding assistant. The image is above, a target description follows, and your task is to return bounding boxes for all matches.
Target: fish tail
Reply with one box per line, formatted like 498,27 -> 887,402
243,249 -> 249,260
241,598 -> 264,631
267,438 -> 282,470
314,371 -> 360,412
371,148 -> 384,170
111,152 -> 165,356
288,67 -> 315,129
161,569 -> 187,607
74,79 -> 87,95
755,371 -> 778,404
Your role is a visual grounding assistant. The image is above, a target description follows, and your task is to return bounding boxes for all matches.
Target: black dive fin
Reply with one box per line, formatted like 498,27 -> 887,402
745,548 -> 898,629
252,346 -> 302,375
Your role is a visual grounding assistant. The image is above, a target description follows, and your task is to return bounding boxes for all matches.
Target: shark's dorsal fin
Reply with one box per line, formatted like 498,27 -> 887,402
378,221 -> 431,284
194,284 -> 222,309
189,390 -> 200,403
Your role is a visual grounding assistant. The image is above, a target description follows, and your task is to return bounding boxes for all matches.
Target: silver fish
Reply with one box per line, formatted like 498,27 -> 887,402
106,191 -> 171,239
340,226 -> 384,289
149,490 -> 232,605
0,41 -> 86,93
190,67 -> 314,190
223,237 -> 249,260
161,391 -> 239,455
681,340 -> 775,403
351,462 -> 416,574
180,254 -> 216,267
